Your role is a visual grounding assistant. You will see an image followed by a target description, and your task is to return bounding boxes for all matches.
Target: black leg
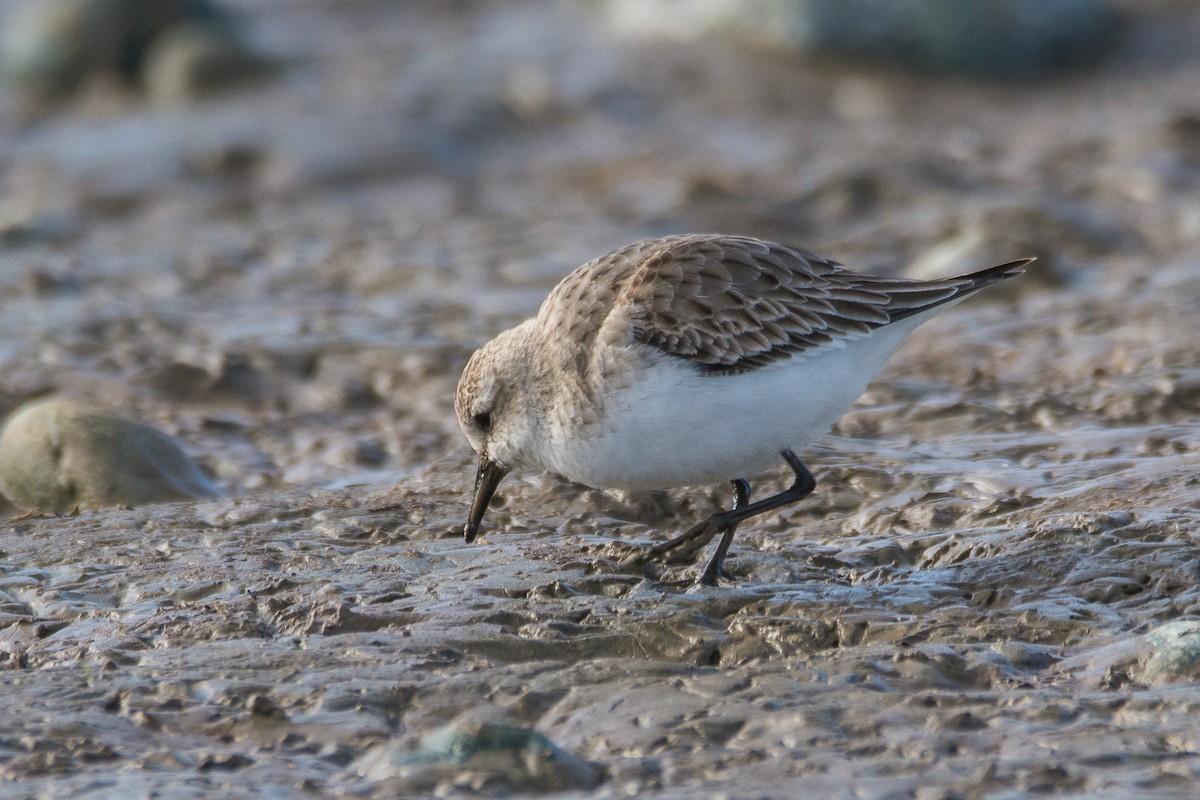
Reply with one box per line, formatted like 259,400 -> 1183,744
628,499 -> 725,565
705,450 -> 816,533
622,450 -> 817,583
698,479 -> 750,585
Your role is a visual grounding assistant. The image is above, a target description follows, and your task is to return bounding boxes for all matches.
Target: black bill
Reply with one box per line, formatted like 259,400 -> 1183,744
464,454 -> 509,543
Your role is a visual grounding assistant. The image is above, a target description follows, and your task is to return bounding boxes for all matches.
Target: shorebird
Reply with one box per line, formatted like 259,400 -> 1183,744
455,234 -> 1029,585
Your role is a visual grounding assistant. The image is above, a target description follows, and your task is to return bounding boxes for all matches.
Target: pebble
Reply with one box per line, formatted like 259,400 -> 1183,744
142,21 -> 278,106
1,0 -> 269,104
1139,621 -> 1200,683
1060,622 -> 1200,688
906,209 -> 1074,297
0,398 -> 221,512
349,716 -> 603,793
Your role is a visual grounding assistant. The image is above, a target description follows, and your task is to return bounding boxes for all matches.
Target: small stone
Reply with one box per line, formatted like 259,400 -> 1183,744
353,439 -> 388,468
991,641 -> 1058,670
0,398 -> 222,512
906,209 -> 1073,299
1,0 -> 93,98
142,21 -> 278,106
23,265 -> 80,297
1,0 -> 271,106
1165,111 -> 1200,166
0,212 -> 82,248
1140,621 -> 1200,683
349,716 -> 604,793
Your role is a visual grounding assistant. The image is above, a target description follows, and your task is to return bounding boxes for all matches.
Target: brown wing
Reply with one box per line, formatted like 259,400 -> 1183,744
538,234 -> 1029,375
618,235 -> 1027,373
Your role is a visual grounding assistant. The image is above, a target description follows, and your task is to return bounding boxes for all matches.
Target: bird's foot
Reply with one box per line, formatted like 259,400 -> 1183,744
698,561 -> 736,587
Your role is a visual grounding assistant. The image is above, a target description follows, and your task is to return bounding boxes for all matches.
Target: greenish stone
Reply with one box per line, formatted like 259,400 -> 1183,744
1142,621 -> 1200,682
0,398 -> 221,511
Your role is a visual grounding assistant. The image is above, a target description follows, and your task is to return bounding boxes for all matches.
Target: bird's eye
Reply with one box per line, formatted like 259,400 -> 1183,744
473,412 -> 492,432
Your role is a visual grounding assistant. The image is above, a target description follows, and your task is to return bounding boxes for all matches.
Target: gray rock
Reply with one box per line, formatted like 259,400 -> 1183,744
1,0 -> 265,104
1057,621 -> 1200,688
349,716 -> 604,794
0,211 -> 81,249
1140,621 -> 1200,683
142,21 -> 279,106
602,0 -> 1114,78
2,0 -> 94,98
906,229 -> 1060,300
0,398 -> 221,512
906,205 -> 1079,298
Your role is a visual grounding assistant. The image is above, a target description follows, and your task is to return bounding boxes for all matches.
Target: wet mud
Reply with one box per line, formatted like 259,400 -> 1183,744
1,0 -> 1199,797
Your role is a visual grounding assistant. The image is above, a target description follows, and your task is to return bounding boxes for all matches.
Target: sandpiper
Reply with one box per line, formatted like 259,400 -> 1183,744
455,234 -> 1030,585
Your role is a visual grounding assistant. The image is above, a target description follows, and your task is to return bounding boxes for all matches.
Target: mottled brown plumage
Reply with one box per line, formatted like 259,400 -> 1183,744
456,233 -> 1030,584
538,234 -> 1029,375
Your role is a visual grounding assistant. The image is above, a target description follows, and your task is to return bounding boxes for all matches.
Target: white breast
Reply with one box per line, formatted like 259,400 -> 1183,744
535,315 -> 930,490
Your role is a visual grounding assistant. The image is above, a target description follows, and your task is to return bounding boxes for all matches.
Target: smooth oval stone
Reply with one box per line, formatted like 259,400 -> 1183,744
0,398 -> 221,512
350,717 -> 604,793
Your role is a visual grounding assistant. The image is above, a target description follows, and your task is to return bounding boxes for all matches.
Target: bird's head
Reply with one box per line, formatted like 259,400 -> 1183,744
454,321 -> 544,542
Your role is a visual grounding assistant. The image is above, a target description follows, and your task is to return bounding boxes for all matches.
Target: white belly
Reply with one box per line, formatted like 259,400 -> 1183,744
537,318 -> 926,490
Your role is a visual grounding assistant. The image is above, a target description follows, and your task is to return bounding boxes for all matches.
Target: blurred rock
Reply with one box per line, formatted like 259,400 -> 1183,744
602,0 -> 1114,78
348,716 -> 604,794
258,113 -> 446,194
23,264 -> 82,297
1060,621 -> 1200,688
906,203 -> 1096,296
1165,111 -> 1200,166
0,398 -> 221,512
1139,621 -> 1200,683
2,0 -> 97,98
142,21 -> 278,106
0,211 -> 82,248
499,63 -> 561,123
181,140 -> 264,181
1,0 -> 274,106
907,229 -> 1060,298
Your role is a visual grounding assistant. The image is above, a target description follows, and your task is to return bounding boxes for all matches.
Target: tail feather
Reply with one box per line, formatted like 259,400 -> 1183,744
883,257 -> 1034,323
956,257 -> 1035,289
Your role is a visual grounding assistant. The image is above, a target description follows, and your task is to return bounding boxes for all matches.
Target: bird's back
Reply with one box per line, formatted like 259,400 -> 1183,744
536,234 -> 1028,376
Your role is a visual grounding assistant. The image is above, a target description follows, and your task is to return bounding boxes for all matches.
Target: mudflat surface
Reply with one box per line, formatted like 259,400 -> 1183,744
1,1 -> 1199,797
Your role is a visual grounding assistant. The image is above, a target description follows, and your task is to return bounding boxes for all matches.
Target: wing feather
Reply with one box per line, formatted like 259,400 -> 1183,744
537,234 -> 1029,376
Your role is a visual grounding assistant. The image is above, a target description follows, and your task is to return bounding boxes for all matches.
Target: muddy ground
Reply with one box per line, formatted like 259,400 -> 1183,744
1,0 -> 1199,797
